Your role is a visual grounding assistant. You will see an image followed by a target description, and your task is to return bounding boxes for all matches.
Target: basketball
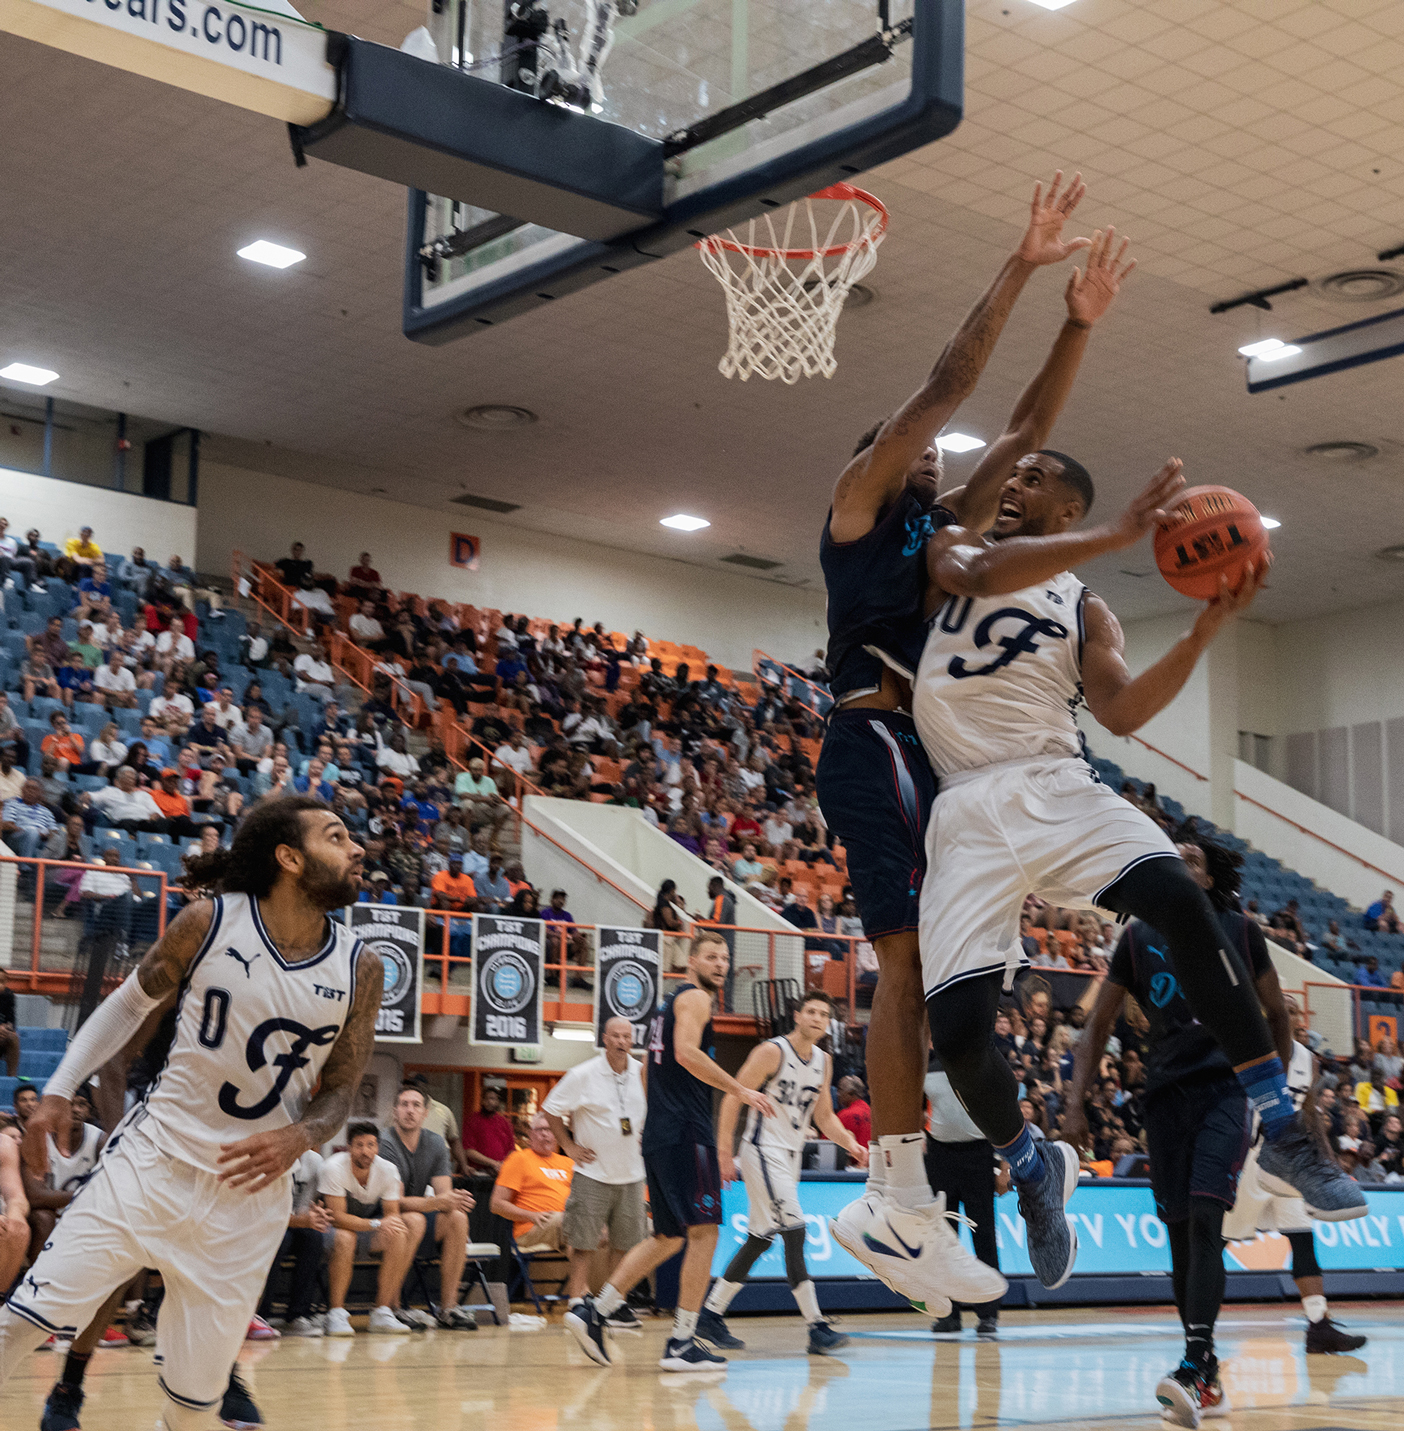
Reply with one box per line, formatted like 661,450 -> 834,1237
1153,485 -> 1270,600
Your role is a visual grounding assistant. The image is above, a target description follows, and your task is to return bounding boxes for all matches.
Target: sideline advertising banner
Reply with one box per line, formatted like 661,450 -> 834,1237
347,905 -> 423,1044
470,915 -> 544,1047
594,927 -> 662,1049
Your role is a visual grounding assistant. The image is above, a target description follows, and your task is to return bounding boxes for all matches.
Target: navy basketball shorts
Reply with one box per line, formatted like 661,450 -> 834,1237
816,707 -> 937,941
645,1141 -> 722,1239
1142,1076 -> 1250,1224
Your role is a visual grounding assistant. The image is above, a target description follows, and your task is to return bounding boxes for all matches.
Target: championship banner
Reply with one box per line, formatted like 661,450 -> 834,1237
347,905 -> 423,1044
470,915 -> 544,1047
593,927 -> 661,1049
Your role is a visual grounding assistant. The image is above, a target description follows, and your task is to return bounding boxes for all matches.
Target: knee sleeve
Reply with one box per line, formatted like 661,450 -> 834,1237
1182,1196 -> 1227,1336
927,972 -> 1023,1146
721,1233 -> 772,1286
1287,1229 -> 1320,1279
781,1225 -> 809,1289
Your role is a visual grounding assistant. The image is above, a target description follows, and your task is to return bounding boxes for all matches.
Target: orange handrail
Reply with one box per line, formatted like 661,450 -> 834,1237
1126,734 -> 1209,782
1234,790 -> 1404,888
517,809 -> 652,912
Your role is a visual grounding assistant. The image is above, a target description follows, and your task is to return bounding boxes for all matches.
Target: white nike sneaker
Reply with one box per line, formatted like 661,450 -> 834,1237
830,1191 -> 1006,1317
368,1305 -> 412,1334
324,1307 -> 355,1337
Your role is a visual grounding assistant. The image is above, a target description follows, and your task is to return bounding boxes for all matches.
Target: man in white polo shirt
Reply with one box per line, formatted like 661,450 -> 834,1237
543,1016 -> 648,1331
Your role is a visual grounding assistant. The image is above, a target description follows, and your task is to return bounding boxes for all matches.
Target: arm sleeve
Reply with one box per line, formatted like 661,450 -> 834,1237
46,972 -> 163,1101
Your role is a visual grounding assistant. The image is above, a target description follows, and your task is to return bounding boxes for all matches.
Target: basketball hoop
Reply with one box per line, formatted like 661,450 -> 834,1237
697,183 -> 889,384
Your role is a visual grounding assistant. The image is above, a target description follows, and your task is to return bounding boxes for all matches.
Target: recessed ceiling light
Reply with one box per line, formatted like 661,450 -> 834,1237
936,432 -> 986,453
1237,338 -> 1300,361
0,363 -> 59,386
1260,517 -> 1281,530
237,240 -> 306,269
1304,441 -> 1378,462
1027,0 -> 1077,9
661,514 -> 710,532
456,405 -> 537,431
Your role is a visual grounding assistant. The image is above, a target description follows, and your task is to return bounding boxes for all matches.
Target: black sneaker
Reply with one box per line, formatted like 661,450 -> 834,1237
219,1367 -> 262,1430
125,1308 -> 157,1347
659,1336 -> 727,1372
1305,1316 -> 1368,1354
605,1303 -> 642,1334
1155,1359 -> 1204,1428
976,1314 -> 999,1337
40,1383 -> 84,1431
931,1311 -> 961,1335
807,1321 -> 849,1354
563,1296 -> 613,1366
697,1307 -> 745,1349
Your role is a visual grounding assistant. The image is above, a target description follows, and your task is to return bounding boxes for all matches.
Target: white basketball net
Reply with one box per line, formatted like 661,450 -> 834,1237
697,184 -> 888,384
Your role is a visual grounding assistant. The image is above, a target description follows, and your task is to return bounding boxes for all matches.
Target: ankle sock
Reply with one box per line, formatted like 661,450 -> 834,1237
877,1133 -> 935,1209
866,1142 -> 884,1193
672,1307 -> 698,1342
996,1123 -> 1046,1185
793,1280 -> 822,1324
1302,1294 -> 1327,1323
594,1285 -> 625,1318
1235,1056 -> 1294,1139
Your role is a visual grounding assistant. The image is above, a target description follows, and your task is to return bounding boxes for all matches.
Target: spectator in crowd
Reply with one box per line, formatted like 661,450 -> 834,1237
319,1122 -> 418,1336
543,1017 -> 648,1305
350,600 -> 386,649
257,1148 -> 331,1337
455,758 -> 508,836
345,553 -> 382,600
782,885 -> 818,935
1358,956 -> 1388,989
85,767 -> 166,833
402,1073 -> 474,1181
474,854 -> 512,913
2,779 -> 58,856
1321,920 -> 1353,956
1364,890 -> 1399,933
293,640 -> 337,704
291,574 -> 337,630
376,733 -> 419,782
491,1113 -> 574,1254
834,1075 -> 871,1149
1356,1068 -> 1400,1121
0,517 -> 37,587
117,546 -> 157,598
93,649 -> 138,709
377,1087 -> 478,1329
275,542 -> 314,589
0,983 -> 19,1077
0,694 -> 29,772
64,526 -> 102,574
40,713 -> 85,773
463,1085 -> 516,1175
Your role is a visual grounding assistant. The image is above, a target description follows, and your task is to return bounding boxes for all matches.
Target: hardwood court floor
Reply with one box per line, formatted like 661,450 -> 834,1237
2,1302 -> 1403,1429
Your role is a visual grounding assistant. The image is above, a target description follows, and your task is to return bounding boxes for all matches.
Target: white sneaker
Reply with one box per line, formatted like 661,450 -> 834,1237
830,1190 -> 1007,1317
285,1315 -> 325,1338
324,1307 -> 355,1337
367,1306 -> 412,1334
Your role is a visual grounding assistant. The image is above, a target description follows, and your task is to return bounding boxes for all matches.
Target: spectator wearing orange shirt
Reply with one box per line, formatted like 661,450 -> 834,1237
491,1114 -> 574,1253
39,713 -> 85,773
149,769 -> 202,838
429,854 -> 477,958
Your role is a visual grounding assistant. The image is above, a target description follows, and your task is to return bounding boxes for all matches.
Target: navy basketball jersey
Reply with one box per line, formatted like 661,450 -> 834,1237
820,492 -> 957,702
642,982 -> 715,1151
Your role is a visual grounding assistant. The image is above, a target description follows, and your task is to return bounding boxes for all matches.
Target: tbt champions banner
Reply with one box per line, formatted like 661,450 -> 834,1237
347,905 -> 423,1044
594,927 -> 662,1049
470,915 -> 545,1047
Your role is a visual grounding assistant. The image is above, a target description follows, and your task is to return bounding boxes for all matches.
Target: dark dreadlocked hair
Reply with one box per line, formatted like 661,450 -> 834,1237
183,795 -> 330,897
1174,820 -> 1243,913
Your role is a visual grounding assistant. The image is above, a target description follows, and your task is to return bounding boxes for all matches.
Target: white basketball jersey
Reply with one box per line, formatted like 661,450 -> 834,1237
126,892 -> 362,1175
46,1122 -> 102,1196
914,570 -> 1088,776
745,1036 -> 827,1158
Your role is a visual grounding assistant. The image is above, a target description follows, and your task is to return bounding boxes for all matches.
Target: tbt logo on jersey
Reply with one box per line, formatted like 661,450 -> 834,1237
948,608 -> 1068,680
218,1017 -> 339,1121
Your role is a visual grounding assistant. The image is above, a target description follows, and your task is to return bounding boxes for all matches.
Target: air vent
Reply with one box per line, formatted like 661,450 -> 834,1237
1375,544 -> 1404,563
456,404 -> 537,430
720,553 -> 782,571
1304,441 -> 1379,462
1317,269 -> 1404,304
451,492 -> 521,514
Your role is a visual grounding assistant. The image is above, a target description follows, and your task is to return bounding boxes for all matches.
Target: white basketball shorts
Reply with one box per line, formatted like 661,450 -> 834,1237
6,1118 -> 291,1411
1221,1141 -> 1313,1241
739,1141 -> 805,1236
920,756 -> 1179,997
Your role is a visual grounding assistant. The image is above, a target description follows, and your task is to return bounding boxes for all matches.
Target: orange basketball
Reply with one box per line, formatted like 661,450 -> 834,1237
1153,485 -> 1269,600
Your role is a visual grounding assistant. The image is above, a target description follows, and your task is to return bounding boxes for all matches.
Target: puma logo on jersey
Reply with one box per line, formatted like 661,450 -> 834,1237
22,1273 -> 49,1297
948,609 -> 1068,680
224,946 -> 261,978
1045,591 -> 1064,605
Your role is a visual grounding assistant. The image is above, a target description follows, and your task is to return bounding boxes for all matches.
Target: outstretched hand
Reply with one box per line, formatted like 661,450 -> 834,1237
1065,226 -> 1136,327
1194,557 -> 1271,640
1108,459 -> 1185,548
1016,170 -> 1092,267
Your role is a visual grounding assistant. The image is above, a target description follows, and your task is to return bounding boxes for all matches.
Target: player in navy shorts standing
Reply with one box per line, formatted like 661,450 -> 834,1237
820,171 -> 1136,1312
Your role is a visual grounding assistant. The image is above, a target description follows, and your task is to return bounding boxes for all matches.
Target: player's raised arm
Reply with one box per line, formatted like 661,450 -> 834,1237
924,459 -> 1184,614
830,171 -> 1091,541
672,988 -> 776,1119
946,229 -> 1136,534
1080,564 -> 1267,737
22,900 -> 215,1178
217,944 -> 385,1192
716,1041 -> 782,1183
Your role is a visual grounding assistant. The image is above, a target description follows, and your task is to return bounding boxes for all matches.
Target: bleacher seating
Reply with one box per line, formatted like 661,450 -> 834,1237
0,1025 -> 70,1110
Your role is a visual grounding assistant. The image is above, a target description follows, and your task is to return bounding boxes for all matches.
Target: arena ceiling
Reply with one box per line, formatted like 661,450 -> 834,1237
5,0 -> 1404,626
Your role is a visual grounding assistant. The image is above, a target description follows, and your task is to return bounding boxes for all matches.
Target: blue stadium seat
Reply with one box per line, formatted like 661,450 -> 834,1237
115,708 -> 143,737
0,1076 -> 18,1111
72,704 -> 107,732
59,618 -> 78,641
18,1050 -> 63,1081
18,1027 -> 67,1053
74,775 -> 107,793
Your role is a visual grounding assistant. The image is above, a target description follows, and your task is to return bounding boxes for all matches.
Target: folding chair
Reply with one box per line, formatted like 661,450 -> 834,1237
508,1233 -> 569,1314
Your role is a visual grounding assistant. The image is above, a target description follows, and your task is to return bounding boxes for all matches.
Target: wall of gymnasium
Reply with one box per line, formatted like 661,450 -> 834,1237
195,461 -> 828,673
0,466 -> 197,563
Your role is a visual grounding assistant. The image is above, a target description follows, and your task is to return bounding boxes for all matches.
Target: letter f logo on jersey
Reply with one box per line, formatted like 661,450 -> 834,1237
948,608 -> 1068,680
218,1017 -> 339,1120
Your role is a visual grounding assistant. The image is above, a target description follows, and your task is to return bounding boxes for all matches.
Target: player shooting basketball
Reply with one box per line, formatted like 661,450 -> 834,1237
904,445 -> 1365,1293
818,171 -> 1143,1312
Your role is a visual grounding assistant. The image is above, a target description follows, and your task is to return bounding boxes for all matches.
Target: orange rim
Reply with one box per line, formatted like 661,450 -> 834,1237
696,183 -> 889,261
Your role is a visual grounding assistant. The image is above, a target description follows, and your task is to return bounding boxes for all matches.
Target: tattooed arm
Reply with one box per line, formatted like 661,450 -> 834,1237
217,945 -> 384,1192
22,902 -> 214,1179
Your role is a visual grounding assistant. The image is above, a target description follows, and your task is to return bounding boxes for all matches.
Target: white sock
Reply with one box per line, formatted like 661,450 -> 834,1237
866,1143 -> 885,1192
594,1284 -> 625,1317
878,1133 -> 935,1210
1302,1294 -> 1327,1323
673,1307 -> 699,1342
705,1279 -> 741,1315
568,1297 -> 584,1308
793,1279 -> 822,1324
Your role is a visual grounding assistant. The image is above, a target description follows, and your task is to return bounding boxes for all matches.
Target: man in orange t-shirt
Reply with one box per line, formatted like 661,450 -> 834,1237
40,714 -> 85,772
429,856 -> 477,912
490,1113 -> 573,1251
